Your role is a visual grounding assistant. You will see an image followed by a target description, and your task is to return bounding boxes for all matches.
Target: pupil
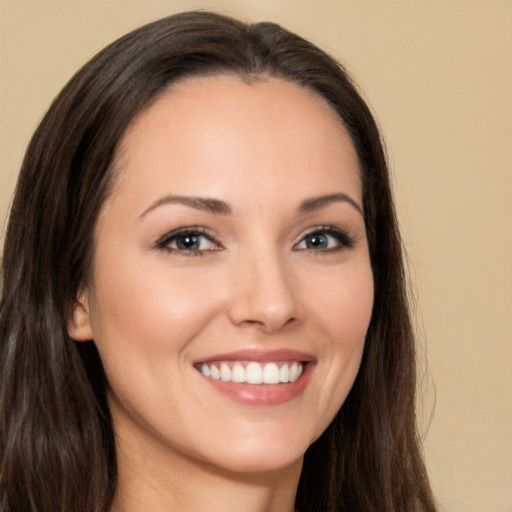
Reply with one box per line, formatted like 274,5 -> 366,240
177,235 -> 199,250
307,233 -> 327,248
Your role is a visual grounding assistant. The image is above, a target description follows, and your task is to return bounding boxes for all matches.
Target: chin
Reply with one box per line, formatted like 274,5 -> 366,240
191,425 -> 312,476
205,446 -> 305,476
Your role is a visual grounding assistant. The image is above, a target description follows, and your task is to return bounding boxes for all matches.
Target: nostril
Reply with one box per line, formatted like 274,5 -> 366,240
237,314 -> 298,333
226,260 -> 301,331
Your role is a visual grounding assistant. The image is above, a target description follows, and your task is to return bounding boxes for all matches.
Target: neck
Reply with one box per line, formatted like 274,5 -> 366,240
110,425 -> 302,512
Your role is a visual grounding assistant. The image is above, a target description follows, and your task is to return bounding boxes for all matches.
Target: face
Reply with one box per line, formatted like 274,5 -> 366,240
71,76 -> 374,476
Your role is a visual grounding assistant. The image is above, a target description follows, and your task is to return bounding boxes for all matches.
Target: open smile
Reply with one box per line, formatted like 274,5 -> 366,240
194,350 -> 315,405
196,360 -> 305,385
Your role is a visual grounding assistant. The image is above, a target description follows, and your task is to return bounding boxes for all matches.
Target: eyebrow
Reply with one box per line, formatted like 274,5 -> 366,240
140,192 -> 362,218
299,193 -> 363,215
140,195 -> 232,218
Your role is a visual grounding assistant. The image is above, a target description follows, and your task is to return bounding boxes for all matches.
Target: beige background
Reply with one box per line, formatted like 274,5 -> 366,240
1,1 -> 511,510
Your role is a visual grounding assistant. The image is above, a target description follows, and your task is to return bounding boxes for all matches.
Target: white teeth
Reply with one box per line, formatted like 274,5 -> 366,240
198,361 -> 305,385
263,362 -> 280,384
279,364 -> 290,383
220,362 -> 231,382
210,365 -> 221,380
231,363 -> 246,383
246,362 -> 263,384
200,363 -> 211,377
289,362 -> 299,382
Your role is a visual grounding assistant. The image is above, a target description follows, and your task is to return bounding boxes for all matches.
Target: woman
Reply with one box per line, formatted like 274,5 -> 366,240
0,11 -> 437,512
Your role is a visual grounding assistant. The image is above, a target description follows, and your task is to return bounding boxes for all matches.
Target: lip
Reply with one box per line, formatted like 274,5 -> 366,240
194,349 -> 316,406
194,349 -> 316,365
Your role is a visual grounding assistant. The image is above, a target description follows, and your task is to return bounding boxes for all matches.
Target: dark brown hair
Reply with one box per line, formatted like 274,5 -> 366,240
0,11 -> 436,512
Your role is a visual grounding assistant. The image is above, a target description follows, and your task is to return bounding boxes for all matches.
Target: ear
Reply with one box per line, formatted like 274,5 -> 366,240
68,287 -> 94,342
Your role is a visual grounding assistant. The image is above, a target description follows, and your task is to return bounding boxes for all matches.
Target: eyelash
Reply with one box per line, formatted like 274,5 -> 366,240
294,226 -> 354,253
155,225 -> 354,256
155,226 -> 221,256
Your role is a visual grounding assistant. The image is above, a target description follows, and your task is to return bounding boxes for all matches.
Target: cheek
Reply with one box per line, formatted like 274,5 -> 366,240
86,260 -> 229,437
313,260 -> 374,341
305,261 -> 373,430
88,255 -> 225,365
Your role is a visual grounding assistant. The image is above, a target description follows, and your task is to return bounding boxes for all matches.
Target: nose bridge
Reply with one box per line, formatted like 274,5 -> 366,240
227,241 -> 300,332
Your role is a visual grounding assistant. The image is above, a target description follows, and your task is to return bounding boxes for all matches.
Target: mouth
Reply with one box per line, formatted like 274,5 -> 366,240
195,360 -> 305,385
193,350 -> 315,406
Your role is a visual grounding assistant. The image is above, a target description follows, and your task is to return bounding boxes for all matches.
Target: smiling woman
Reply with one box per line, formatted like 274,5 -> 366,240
0,11 -> 437,512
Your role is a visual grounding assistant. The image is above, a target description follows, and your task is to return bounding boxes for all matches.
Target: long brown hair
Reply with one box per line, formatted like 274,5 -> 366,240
0,11 -> 437,512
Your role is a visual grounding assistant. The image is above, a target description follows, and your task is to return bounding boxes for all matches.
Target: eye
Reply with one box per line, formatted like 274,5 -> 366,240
156,227 -> 221,255
294,227 -> 354,252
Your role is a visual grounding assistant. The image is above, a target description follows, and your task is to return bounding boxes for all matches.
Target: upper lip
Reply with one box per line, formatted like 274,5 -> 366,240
194,349 -> 316,365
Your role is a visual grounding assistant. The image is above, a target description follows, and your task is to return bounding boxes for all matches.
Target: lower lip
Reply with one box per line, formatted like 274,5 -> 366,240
198,364 -> 314,406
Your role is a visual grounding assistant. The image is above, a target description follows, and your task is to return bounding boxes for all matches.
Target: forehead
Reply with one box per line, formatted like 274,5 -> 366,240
110,75 -> 361,209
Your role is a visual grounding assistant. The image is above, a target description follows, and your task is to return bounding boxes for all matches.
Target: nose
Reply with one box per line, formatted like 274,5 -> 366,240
226,249 -> 301,333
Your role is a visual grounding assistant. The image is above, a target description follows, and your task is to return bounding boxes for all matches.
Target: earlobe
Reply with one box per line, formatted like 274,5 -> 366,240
68,289 -> 93,342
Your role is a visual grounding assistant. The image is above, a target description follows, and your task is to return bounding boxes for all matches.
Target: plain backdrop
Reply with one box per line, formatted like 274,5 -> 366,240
0,1 -> 511,511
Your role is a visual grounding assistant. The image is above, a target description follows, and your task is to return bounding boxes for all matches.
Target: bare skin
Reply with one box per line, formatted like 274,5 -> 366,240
112,433 -> 301,512
70,75 -> 373,511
